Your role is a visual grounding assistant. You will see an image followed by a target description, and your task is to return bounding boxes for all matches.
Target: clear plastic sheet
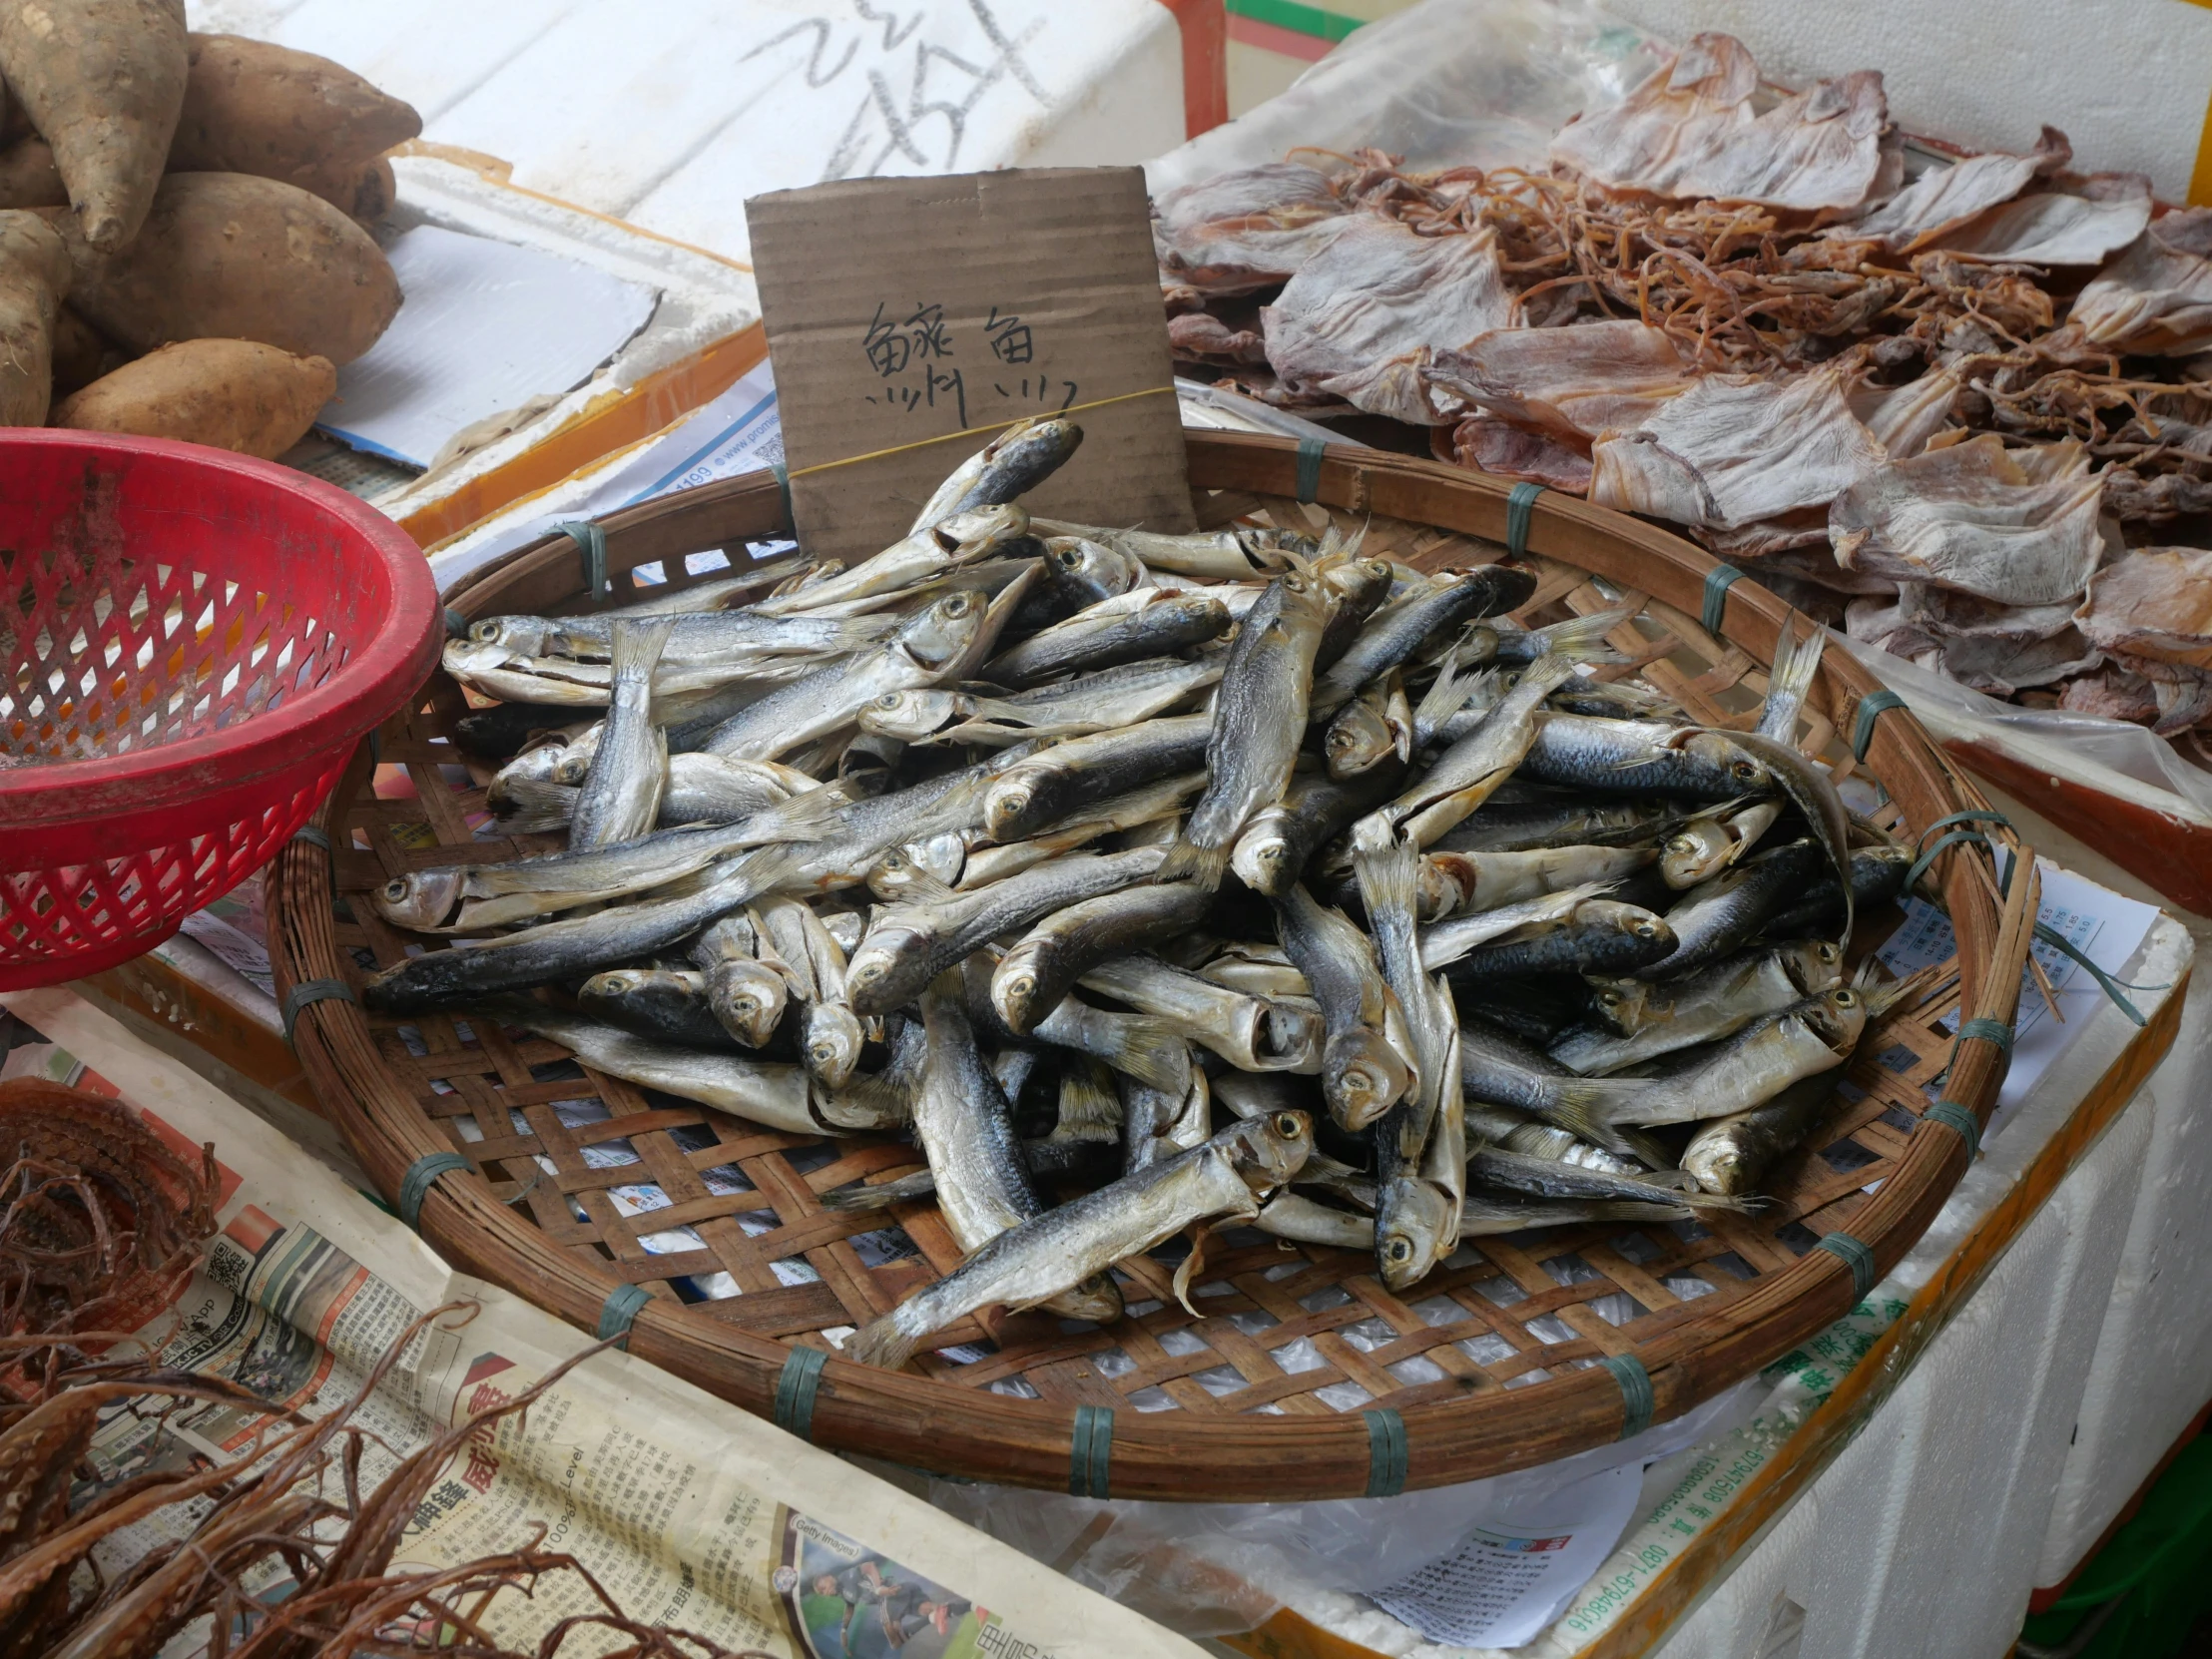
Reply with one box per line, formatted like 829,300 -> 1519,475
924,1382 -> 1755,1638
1145,0 -> 1667,198
1826,630 -> 2212,823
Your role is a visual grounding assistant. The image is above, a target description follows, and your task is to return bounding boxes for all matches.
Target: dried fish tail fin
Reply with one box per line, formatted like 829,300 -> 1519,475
1755,618 -> 1828,743
612,613 -> 678,683
1156,836 -> 1231,890
847,1302 -> 933,1371
1414,661 -> 1494,743
1534,607 -> 1635,665
489,777 -> 577,832
1053,1058 -> 1125,1143
1854,958 -> 1912,1021
1082,1012 -> 1198,1096
1536,1076 -> 1669,1163
822,1169 -> 938,1212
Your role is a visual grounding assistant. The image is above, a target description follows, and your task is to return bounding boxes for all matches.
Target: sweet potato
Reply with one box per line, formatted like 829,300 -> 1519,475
0,136 -> 63,207
0,0 -> 189,251
293,151 -> 395,226
169,34 -> 419,181
0,210 -> 69,422
54,336 -> 332,456
50,301 -> 126,394
61,171 -> 400,364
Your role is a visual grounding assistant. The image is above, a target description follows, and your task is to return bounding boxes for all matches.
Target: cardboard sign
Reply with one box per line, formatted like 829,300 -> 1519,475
746,167 -> 1194,565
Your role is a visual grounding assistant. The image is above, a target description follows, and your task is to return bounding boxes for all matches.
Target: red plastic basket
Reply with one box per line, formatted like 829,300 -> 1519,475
0,431 -> 440,988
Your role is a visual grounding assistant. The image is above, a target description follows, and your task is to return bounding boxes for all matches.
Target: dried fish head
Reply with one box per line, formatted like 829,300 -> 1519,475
374,868 -> 464,931
860,689 -> 965,742
1801,984 -> 1869,1052
1781,938 -> 1847,994
1323,1026 -> 1412,1131
1223,1108 -> 1316,1193
706,956 -> 788,1048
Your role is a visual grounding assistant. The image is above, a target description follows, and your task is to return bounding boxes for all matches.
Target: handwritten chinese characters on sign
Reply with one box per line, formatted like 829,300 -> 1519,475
747,167 -> 1192,565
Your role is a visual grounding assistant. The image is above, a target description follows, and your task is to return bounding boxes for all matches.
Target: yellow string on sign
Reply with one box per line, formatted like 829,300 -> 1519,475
783,384 -> 1178,482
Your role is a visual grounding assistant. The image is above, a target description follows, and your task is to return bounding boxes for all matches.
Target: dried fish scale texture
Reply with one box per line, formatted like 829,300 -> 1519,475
1590,370 -> 1888,529
1261,217 -> 1515,425
2072,209 -> 2212,355
1547,33 -> 1891,213
1830,433 -> 2108,605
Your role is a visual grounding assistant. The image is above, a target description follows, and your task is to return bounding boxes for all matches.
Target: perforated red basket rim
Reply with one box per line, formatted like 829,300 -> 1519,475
0,431 -> 439,828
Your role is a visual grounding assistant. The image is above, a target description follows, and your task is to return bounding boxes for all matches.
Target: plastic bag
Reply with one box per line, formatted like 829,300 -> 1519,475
924,1382 -> 1755,1638
1145,0 -> 1667,197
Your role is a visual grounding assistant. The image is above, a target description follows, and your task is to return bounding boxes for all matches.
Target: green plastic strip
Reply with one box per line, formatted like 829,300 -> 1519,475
1363,1407 -> 1408,1497
1852,690 -> 1907,761
774,1347 -> 829,1441
1069,1404 -> 1115,1498
1294,436 -> 1327,504
1599,1354 -> 1655,1441
1701,564 -> 1743,636
772,462 -> 794,532
557,521 -> 609,600
397,1151 -> 472,1231
441,607 -> 470,639
1225,0 -> 1367,44
279,977 -> 354,1045
290,826 -> 331,852
1815,1232 -> 1878,1302
1957,1017 -> 2015,1054
1905,829 -> 1993,897
2032,922 -> 2150,1028
1923,1100 -> 1983,1159
596,1284 -> 650,1351
1505,480 -> 1545,558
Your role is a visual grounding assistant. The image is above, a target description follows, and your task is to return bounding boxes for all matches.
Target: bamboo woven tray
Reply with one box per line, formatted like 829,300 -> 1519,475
269,433 -> 2034,1500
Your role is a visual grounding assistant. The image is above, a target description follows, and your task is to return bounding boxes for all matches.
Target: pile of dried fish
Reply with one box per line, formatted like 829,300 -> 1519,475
1158,30 -> 2212,744
392,416 -> 1917,1374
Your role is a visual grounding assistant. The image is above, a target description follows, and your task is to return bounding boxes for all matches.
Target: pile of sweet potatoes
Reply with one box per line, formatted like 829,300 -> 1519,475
0,4 -> 414,457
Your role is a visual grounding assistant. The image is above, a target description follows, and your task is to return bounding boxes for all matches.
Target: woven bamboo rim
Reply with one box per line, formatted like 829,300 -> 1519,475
268,433 -> 2033,1500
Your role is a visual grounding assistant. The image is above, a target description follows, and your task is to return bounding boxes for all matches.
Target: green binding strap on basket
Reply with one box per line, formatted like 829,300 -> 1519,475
1069,1403 -> 1114,1498
441,607 -> 469,639
2032,922 -> 2151,1027
1599,1355 -> 1654,1441
774,1346 -> 828,1441
1363,1407 -> 1408,1497
596,1284 -> 650,1352
1922,1100 -> 1982,1159
1815,1232 -> 1878,1302
1701,564 -> 1743,636
1957,1017 -> 2014,1054
772,462 -> 794,532
1295,437 -> 1327,504
1852,690 -> 1907,760
557,521 -> 610,601
290,826 -> 330,852
397,1151 -> 471,1231
1505,480 -> 1545,558
280,977 -> 353,1045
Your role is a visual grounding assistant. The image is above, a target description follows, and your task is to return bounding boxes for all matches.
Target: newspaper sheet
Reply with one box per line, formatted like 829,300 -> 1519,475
3,985 -> 1202,1659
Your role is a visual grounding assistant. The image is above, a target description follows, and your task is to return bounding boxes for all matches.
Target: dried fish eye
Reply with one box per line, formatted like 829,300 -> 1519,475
1730,760 -> 1762,783
1273,1112 -> 1305,1140
1054,546 -> 1086,568
1383,1236 -> 1413,1264
382,878 -> 408,900
1818,943 -> 1840,962
1283,575 -> 1310,593
1834,989 -> 1858,1007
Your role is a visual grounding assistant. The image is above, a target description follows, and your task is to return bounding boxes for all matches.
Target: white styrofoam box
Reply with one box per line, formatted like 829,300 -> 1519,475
344,151 -> 760,532
1599,0 -> 2212,203
1650,1090 -> 2155,1659
2036,972 -> 2212,1582
186,1 -> 1187,263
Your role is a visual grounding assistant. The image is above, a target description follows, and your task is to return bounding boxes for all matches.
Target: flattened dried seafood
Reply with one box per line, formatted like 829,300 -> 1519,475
2072,208 -> 2212,355
1548,32 -> 1890,213
1930,173 -> 2152,267
1590,370 -> 1886,529
1425,320 -> 1691,443
1154,162 -> 1351,296
1834,128 -> 2069,252
1831,433 -> 2107,605
1263,216 -> 1514,424
2076,547 -> 2212,667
